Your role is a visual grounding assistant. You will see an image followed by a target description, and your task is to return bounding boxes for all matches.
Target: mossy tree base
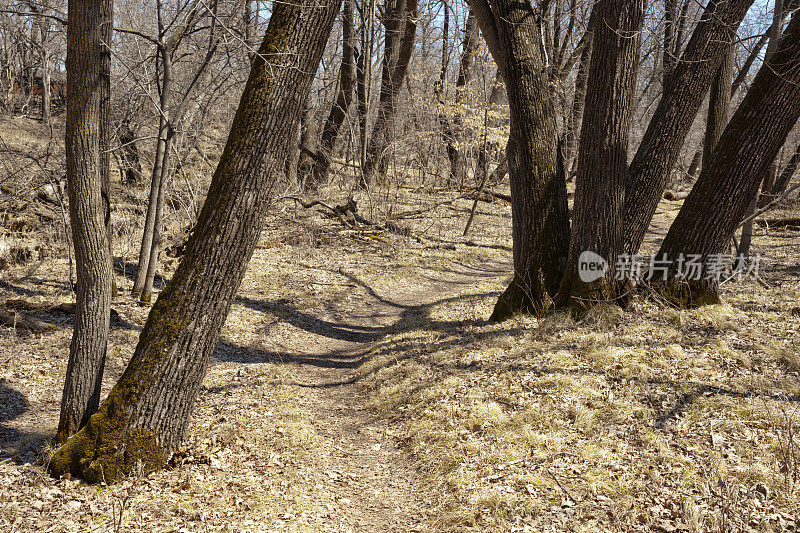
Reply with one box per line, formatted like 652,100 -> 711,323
49,0 -> 341,484
49,405 -> 167,484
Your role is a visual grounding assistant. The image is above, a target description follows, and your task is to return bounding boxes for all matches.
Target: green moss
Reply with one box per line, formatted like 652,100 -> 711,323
49,389 -> 169,483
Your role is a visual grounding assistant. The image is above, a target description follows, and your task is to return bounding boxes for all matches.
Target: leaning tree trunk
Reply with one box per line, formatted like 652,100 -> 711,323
361,0 -> 418,185
555,0 -> 643,312
48,0 -> 341,483
652,14 -> 800,306
621,0 -> 755,256
308,0 -> 356,188
703,41 -> 734,167
56,0 -> 114,443
470,0 -> 570,321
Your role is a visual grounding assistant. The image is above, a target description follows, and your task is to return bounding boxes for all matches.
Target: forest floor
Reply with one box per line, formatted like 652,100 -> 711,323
1,117 -> 800,531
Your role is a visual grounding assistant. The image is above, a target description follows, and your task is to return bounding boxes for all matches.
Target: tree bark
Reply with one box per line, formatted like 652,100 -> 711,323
621,0 -> 755,256
56,0 -> 114,443
444,9 -> 479,186
703,42 -> 734,167
308,0 -> 356,188
563,19 -> 593,179
362,0 -> 418,185
48,0 -> 341,483
771,141 -> 800,195
132,47 -> 173,302
556,0 -> 643,312
652,14 -> 800,306
470,0 -> 570,321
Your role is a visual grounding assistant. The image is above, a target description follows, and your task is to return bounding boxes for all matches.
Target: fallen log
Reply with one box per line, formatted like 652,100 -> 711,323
664,190 -> 689,201
754,217 -> 800,228
0,309 -> 58,333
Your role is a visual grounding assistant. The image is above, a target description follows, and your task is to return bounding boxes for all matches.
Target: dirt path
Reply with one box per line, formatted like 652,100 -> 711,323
244,259 -> 509,531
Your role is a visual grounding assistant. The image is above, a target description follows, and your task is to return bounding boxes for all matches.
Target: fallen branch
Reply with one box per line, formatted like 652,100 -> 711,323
0,309 -> 58,333
280,196 -> 421,241
664,190 -> 689,201
754,217 -> 800,229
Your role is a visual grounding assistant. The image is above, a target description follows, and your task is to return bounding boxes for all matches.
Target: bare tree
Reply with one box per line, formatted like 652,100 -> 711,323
308,0 -> 356,188
556,0 -> 644,310
48,0 -> 341,482
621,0 -> 755,256
654,14 -> 800,305
470,0 -> 570,321
56,0 -> 113,442
362,0 -> 418,185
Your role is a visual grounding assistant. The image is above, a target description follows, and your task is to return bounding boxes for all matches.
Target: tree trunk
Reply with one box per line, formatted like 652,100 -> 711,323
362,0 -> 418,185
470,0 -> 570,321
621,0 -> 755,256
686,149 -> 701,179
308,0 -> 356,188
771,141 -> 800,195
444,9 -> 479,186
56,0 -> 114,443
132,47 -> 172,302
652,14 -> 800,306
556,0 -> 643,312
663,0 -> 678,93
48,0 -> 341,483
703,42 -> 734,167
563,20 -> 593,179
475,72 -> 505,182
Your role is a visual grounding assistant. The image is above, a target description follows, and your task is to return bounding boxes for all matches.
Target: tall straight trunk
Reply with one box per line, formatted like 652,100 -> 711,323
357,0 -> 376,186
771,141 -> 800,195
556,0 -> 644,311
309,0 -> 356,188
470,0 -> 570,321
444,9 -> 479,186
563,21 -> 593,179
653,14 -> 800,306
362,0 -> 418,184
435,0 -> 451,182
56,0 -> 113,443
48,0 -> 340,482
39,27 -> 51,125
621,0 -> 755,256
132,47 -> 173,302
703,41 -> 735,167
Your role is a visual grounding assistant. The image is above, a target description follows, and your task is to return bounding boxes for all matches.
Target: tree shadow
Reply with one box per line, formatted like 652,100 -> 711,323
0,382 -> 48,464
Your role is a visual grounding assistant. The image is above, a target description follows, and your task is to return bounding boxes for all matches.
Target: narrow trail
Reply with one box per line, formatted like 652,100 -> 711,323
250,259 -> 509,531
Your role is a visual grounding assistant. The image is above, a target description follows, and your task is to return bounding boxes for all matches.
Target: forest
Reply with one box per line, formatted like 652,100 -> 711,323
0,0 -> 799,530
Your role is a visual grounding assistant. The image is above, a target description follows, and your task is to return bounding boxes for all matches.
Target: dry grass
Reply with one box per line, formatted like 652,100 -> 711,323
355,224 -> 800,532
2,113 -> 800,530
